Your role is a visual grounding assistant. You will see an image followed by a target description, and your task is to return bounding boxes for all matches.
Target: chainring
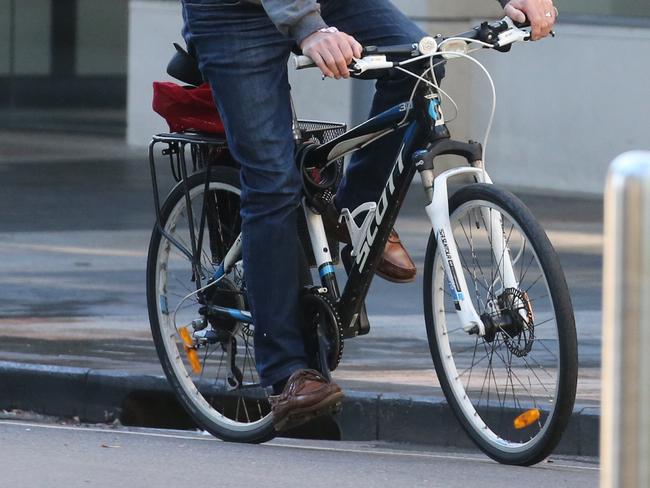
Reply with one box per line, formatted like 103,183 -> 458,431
301,291 -> 344,372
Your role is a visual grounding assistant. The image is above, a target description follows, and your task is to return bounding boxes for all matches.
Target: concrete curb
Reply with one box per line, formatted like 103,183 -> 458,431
0,361 -> 599,457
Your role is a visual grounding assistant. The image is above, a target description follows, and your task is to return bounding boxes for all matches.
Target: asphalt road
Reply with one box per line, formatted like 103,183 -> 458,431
0,419 -> 598,488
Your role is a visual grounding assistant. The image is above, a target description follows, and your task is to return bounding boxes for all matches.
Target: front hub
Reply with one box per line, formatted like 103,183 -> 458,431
480,288 -> 535,357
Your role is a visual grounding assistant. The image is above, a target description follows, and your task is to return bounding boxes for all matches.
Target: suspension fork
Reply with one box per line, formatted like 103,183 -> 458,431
472,161 -> 519,297
424,165 -> 518,335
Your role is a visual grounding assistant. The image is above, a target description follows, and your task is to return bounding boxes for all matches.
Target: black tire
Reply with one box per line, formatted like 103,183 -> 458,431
423,183 -> 578,465
147,166 -> 276,443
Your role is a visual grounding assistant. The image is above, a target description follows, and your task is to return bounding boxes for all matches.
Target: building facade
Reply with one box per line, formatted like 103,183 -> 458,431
0,0 -> 128,133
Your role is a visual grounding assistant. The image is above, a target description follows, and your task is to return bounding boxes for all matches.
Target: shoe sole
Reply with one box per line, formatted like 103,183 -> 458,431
375,268 -> 416,284
273,391 -> 344,432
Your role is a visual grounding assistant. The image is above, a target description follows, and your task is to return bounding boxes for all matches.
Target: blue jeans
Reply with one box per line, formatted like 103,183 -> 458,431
181,0 -> 439,387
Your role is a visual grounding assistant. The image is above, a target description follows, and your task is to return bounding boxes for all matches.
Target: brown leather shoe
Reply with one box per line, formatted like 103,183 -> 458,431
376,230 -> 417,283
321,203 -> 417,284
270,369 -> 344,432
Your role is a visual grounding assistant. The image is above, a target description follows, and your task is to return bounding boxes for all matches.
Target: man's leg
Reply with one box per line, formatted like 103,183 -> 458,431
322,0 -> 443,212
182,1 -> 308,388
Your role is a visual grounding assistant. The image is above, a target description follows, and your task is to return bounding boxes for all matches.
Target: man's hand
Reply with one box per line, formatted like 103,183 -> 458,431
300,29 -> 363,79
504,0 -> 557,41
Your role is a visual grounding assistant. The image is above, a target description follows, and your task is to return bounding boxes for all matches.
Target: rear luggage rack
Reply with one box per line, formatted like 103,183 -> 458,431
149,120 -> 346,269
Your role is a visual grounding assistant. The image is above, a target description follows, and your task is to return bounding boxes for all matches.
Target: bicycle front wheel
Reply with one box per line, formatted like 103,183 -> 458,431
423,183 -> 577,465
146,166 -> 275,443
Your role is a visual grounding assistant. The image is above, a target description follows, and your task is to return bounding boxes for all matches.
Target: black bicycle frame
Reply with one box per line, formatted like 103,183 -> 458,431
308,86 -> 483,339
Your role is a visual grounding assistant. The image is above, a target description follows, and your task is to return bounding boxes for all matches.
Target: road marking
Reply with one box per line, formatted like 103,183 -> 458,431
0,420 -> 598,471
0,420 -> 215,442
268,441 -> 599,472
0,241 -> 146,258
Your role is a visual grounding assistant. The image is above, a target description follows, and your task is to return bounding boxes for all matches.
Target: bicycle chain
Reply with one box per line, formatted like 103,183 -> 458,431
320,294 -> 345,371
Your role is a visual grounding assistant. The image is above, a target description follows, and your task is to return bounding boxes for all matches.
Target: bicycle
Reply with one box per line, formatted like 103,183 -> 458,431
146,17 -> 577,466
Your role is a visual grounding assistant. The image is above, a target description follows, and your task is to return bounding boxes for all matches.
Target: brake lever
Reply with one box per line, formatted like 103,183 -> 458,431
349,55 -> 394,76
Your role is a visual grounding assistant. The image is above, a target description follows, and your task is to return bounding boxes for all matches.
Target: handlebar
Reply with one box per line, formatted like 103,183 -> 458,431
294,17 -> 533,73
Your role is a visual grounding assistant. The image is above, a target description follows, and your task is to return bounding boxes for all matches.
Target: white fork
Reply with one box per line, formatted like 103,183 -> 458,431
425,163 -> 518,335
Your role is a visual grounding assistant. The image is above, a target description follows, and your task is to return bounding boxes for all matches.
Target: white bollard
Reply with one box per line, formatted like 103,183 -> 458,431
601,151 -> 650,488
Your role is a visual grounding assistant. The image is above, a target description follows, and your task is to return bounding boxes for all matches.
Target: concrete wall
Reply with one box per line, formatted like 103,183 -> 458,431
127,1 -> 184,146
77,0 -> 129,76
468,23 -> 650,194
127,0 -> 650,195
12,0 -> 51,75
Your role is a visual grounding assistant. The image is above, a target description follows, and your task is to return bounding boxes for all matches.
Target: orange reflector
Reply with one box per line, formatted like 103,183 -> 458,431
513,408 -> 540,430
179,326 -> 202,374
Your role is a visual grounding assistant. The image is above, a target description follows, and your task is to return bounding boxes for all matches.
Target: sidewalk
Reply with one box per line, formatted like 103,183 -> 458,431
0,132 -> 603,456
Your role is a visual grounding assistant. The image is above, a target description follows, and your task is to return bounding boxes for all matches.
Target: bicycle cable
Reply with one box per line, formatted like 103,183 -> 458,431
172,272 -> 226,333
394,45 -> 497,178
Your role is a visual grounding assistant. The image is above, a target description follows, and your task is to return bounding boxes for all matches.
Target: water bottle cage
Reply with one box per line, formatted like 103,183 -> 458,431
339,202 -> 378,257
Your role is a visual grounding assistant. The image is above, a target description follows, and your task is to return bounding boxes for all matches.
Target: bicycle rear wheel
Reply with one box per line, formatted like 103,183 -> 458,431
423,183 -> 577,465
146,166 -> 275,443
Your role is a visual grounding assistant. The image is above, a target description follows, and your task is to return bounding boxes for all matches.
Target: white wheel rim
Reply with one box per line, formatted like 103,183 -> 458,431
431,199 -> 561,453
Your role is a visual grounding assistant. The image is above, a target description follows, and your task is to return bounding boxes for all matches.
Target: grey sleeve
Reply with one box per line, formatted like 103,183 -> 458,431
260,0 -> 328,45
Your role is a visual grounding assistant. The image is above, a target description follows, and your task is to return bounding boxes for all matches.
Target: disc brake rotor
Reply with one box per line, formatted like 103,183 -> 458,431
498,287 -> 535,357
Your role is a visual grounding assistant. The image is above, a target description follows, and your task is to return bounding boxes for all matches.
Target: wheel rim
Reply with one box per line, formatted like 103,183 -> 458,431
431,200 -> 561,453
154,180 -> 273,432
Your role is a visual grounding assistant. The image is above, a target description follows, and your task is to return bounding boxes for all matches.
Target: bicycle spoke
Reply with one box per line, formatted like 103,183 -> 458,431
464,335 -> 480,391
534,338 -> 560,361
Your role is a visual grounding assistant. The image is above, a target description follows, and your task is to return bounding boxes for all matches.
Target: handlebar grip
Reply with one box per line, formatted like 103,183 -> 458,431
294,55 -> 316,70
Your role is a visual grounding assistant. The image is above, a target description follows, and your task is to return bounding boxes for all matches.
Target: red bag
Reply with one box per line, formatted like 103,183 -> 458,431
152,81 -> 225,135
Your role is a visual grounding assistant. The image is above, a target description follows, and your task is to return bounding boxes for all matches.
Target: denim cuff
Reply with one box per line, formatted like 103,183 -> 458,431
291,11 -> 328,46
260,360 -> 308,388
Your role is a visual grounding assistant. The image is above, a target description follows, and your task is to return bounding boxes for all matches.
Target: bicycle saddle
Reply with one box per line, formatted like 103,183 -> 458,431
167,43 -> 204,87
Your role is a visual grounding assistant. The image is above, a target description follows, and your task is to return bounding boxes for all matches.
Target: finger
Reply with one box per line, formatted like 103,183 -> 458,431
537,12 -> 552,38
319,47 -> 341,79
348,35 -> 363,58
545,0 -> 557,19
338,37 -> 354,64
504,4 -> 527,23
527,11 -> 543,39
539,0 -> 555,34
330,42 -> 350,78
542,2 -> 556,31
528,21 -> 538,39
311,51 -> 335,78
